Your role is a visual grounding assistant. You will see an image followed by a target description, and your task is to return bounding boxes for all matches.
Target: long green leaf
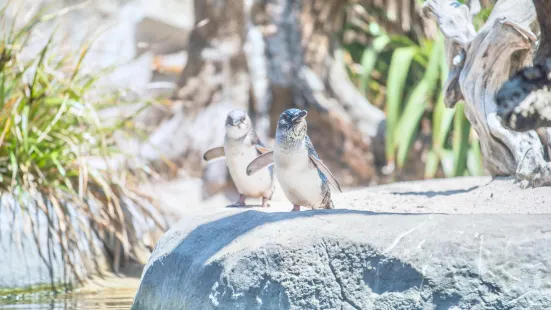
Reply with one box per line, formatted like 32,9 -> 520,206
467,135 -> 485,176
21,105 -> 29,152
359,34 -> 390,95
30,29 -> 57,102
394,82 -> 428,168
394,35 -> 443,168
385,46 -> 417,163
0,72 -> 5,109
433,32 -> 452,150
426,93 -> 455,178
441,149 -> 455,178
9,151 -> 17,186
452,102 -> 471,176
424,150 -> 439,179
434,96 -> 456,149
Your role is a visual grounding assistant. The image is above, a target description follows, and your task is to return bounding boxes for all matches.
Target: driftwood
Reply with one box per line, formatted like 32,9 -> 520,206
422,0 -> 551,187
496,0 -> 551,132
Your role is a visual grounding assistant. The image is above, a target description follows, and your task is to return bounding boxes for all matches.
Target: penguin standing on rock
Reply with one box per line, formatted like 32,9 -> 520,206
247,108 -> 342,211
203,110 -> 274,208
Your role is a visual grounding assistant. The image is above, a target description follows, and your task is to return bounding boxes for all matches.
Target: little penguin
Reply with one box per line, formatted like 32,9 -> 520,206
246,108 -> 342,211
203,110 -> 274,208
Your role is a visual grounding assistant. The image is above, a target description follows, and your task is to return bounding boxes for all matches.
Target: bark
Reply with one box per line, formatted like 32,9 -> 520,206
422,0 -> 551,187
496,0 -> 551,132
532,0 -> 551,65
350,0 -> 439,40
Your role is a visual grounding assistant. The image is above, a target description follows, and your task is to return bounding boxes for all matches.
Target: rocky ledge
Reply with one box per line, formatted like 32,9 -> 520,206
132,177 -> 551,310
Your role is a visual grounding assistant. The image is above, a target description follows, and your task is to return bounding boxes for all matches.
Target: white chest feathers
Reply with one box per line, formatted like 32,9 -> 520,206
274,144 -> 325,208
224,140 -> 273,197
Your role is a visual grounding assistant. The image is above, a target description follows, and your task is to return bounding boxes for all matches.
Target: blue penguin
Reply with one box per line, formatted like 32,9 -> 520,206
203,110 -> 274,207
246,109 -> 341,211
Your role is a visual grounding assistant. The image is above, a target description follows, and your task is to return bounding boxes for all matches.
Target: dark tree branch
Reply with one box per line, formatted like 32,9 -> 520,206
497,59 -> 551,131
533,0 -> 551,65
496,0 -> 551,132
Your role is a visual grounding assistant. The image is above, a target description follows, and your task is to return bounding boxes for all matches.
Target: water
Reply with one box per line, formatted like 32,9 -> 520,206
0,272 -> 140,310
0,288 -> 135,310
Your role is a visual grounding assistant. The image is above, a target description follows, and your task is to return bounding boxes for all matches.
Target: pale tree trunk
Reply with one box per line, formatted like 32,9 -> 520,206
422,0 -> 551,187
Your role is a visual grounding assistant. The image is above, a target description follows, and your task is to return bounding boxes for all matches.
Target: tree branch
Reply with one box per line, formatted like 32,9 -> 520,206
495,0 -> 551,132
533,0 -> 551,65
424,0 -> 551,187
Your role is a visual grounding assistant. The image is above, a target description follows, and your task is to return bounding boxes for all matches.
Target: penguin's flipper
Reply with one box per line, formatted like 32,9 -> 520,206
255,145 -> 272,155
203,147 -> 225,161
247,151 -> 274,176
309,155 -> 342,193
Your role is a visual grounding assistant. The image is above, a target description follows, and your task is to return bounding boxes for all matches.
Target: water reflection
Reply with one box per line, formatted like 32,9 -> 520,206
0,287 -> 135,310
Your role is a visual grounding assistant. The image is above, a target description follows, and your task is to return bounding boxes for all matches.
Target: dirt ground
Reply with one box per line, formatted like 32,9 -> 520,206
142,176 -> 551,217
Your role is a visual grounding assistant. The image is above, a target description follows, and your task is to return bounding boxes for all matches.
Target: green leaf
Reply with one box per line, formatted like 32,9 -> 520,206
394,81 -> 428,168
21,105 -> 29,152
30,28 -> 57,102
359,34 -> 390,95
424,150 -> 439,179
52,155 -> 67,177
9,151 -> 17,184
433,92 -> 456,150
467,136 -> 485,176
0,73 -> 5,108
394,35 -> 443,168
452,102 -> 471,176
440,149 -> 455,178
385,46 -> 417,163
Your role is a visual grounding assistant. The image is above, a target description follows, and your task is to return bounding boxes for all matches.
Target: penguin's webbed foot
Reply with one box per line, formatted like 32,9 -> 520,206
291,205 -> 301,212
261,196 -> 270,208
228,194 -> 247,208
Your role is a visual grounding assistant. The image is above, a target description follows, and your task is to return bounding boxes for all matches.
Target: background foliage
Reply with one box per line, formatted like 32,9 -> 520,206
341,2 -> 490,180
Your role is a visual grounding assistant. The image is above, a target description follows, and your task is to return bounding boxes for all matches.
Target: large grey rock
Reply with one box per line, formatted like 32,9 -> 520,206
132,177 -> 551,310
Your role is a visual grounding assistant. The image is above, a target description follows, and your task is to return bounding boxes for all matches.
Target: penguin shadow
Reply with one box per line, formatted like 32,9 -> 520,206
390,185 -> 479,198
225,203 -> 264,209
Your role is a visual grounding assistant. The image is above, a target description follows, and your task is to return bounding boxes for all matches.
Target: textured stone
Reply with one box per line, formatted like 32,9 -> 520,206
132,177 -> 551,310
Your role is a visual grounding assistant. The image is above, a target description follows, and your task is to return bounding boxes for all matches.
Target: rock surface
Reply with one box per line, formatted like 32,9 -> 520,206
132,177 -> 551,309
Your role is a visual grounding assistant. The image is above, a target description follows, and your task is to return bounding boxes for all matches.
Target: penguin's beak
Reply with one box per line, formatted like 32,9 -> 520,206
292,110 -> 308,123
232,118 -> 245,126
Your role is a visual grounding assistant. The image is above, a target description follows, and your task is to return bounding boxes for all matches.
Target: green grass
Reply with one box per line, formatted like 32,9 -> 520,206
0,3 -> 164,284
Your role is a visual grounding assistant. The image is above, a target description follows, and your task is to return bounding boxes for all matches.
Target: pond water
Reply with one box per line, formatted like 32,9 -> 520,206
0,287 -> 135,310
0,272 -> 140,310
